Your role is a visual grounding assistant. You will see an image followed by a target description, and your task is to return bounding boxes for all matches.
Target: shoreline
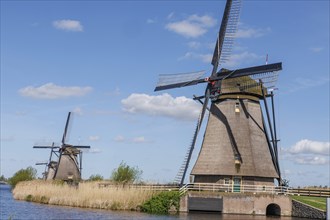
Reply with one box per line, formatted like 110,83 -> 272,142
13,180 -> 157,212
12,180 -> 327,219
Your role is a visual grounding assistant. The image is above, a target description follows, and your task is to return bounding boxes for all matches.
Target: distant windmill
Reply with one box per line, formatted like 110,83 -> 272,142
34,142 -> 59,180
34,112 -> 90,181
154,0 -> 282,188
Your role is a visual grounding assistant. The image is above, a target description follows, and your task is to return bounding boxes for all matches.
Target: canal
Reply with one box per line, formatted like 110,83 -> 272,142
0,184 -> 304,219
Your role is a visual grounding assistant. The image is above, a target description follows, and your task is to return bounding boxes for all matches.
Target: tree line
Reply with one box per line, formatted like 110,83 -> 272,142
5,161 -> 142,188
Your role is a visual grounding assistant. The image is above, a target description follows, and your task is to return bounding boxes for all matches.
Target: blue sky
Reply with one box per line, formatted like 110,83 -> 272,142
1,0 -> 329,187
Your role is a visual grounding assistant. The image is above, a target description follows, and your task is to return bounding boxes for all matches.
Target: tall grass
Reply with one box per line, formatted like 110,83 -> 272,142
13,180 -> 156,211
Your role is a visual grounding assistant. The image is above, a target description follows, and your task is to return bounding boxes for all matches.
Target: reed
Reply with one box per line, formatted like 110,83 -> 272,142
13,180 -> 156,211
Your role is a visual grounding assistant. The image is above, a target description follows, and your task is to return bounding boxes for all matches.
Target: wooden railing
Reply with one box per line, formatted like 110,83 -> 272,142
98,182 -> 180,191
179,183 -> 288,195
98,182 -> 330,197
288,188 -> 330,198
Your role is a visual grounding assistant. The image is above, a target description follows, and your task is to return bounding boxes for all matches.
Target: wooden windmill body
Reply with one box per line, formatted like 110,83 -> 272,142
45,161 -> 58,180
54,147 -> 82,180
154,0 -> 282,186
191,80 -> 279,186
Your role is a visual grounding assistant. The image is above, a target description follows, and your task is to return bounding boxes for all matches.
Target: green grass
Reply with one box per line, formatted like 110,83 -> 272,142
291,195 -> 327,211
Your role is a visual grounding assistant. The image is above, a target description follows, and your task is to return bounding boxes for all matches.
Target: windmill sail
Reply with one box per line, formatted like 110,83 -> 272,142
211,0 -> 241,76
154,63 -> 281,92
155,71 -> 206,91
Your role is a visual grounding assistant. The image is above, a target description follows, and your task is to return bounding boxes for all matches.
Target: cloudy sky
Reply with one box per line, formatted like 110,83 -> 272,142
1,1 -> 329,187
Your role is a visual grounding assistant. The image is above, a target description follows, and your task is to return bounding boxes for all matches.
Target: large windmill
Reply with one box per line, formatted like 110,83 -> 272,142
154,0 -> 282,187
34,112 -> 90,181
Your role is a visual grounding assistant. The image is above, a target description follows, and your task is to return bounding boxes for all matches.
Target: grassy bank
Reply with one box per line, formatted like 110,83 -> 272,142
13,180 -> 157,211
291,195 -> 327,211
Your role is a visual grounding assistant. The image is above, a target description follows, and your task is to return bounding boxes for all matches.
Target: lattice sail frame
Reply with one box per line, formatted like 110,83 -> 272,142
156,71 -> 206,88
220,71 -> 279,95
219,0 -> 241,66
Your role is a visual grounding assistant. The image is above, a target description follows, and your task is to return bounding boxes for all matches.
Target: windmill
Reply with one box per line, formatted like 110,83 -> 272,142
154,0 -> 282,187
34,112 -> 90,181
34,142 -> 60,180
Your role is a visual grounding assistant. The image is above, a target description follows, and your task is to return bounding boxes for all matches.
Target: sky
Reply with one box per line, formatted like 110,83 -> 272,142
1,0 -> 329,187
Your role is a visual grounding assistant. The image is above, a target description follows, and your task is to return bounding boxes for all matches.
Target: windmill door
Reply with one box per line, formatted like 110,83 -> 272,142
233,177 -> 241,192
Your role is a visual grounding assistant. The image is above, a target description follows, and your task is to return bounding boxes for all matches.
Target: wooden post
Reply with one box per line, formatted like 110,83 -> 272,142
327,198 -> 329,220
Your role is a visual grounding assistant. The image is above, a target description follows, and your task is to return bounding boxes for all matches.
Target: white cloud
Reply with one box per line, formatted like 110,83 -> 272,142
167,12 -> 175,20
113,135 -> 150,144
310,47 -> 324,53
132,136 -> 147,143
1,136 -> 15,142
15,111 -> 27,116
114,135 -> 125,142
288,139 -> 329,155
165,14 -> 216,38
179,52 -> 212,63
88,148 -> 101,154
30,22 -> 39,27
53,19 -> 83,32
166,21 -> 206,38
121,93 -> 200,121
233,45 -> 248,52
288,77 -> 329,93
224,51 -> 263,68
187,41 -> 201,49
283,169 -> 292,175
106,87 -> 120,96
147,18 -> 156,24
236,26 -> 271,38
189,14 -> 216,27
93,110 -> 119,116
89,136 -> 100,141
294,156 -> 328,165
18,83 -> 92,99
283,139 -> 330,165
73,107 -> 83,116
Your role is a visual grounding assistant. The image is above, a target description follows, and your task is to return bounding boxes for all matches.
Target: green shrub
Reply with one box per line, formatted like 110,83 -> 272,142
110,201 -> 121,210
111,161 -> 142,185
0,175 -> 8,182
25,194 -> 33,202
53,179 -> 65,185
8,166 -> 37,188
141,191 -> 180,214
88,174 -> 104,181
40,196 -> 50,204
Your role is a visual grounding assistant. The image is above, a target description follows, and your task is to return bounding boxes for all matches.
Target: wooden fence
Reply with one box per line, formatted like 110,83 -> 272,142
98,182 -> 330,197
289,188 -> 330,198
98,182 -> 179,191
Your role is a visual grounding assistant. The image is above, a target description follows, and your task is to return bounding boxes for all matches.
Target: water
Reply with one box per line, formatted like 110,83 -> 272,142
0,184 -> 304,220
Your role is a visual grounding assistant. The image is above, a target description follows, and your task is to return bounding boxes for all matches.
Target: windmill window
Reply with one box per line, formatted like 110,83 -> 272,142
224,178 -> 230,185
235,103 -> 240,113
